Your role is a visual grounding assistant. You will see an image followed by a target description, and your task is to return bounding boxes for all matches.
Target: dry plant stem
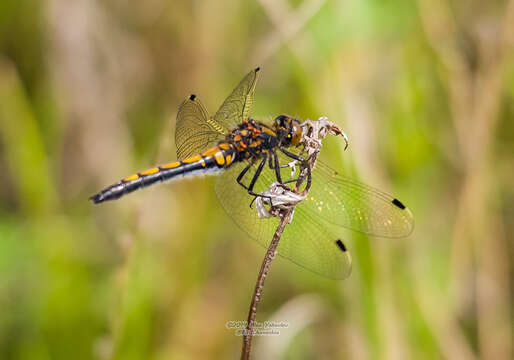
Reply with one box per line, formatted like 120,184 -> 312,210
240,118 -> 340,359
240,209 -> 293,360
241,169 -> 311,359
241,166 -> 313,360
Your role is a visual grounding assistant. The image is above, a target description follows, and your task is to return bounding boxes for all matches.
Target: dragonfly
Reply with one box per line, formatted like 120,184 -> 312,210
90,68 -> 414,279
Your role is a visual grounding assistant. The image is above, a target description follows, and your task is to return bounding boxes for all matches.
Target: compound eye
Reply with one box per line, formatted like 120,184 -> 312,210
291,123 -> 302,145
275,115 -> 289,127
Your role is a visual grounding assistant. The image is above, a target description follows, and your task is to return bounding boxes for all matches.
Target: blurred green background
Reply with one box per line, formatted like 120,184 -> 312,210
1,0 -> 513,359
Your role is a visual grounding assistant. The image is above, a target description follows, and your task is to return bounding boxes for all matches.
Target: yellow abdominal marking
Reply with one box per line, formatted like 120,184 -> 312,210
140,167 -> 159,176
183,155 -> 202,163
160,161 -> 181,169
225,154 -> 233,165
214,152 -> 225,166
123,174 -> 139,182
218,143 -> 231,150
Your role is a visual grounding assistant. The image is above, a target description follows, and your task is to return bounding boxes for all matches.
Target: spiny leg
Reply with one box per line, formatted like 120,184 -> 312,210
279,148 -> 304,161
283,164 -> 312,191
282,178 -> 300,185
235,157 -> 272,208
278,151 -> 304,183
248,157 -> 267,194
248,157 -> 273,208
272,151 -> 282,184
278,151 -> 315,189
236,160 -> 255,189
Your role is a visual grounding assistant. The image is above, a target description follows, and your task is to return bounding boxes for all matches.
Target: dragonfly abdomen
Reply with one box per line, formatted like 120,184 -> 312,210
90,143 -> 236,204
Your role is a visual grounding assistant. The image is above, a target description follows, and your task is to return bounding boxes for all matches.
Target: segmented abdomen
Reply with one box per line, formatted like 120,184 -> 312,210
90,143 -> 236,204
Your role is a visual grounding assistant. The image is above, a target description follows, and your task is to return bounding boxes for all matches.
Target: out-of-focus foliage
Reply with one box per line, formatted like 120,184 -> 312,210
0,0 -> 513,359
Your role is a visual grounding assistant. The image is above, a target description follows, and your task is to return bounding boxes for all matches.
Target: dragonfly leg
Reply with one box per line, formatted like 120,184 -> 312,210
247,157 -> 267,193
282,178 -> 300,185
236,161 -> 254,188
248,157 -> 274,208
268,154 -> 274,169
273,151 -> 282,184
235,157 -> 273,207
281,155 -> 313,189
280,148 -> 304,162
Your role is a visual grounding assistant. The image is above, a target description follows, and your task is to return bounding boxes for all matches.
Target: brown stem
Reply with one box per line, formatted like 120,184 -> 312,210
240,209 -> 293,360
240,129 -> 321,359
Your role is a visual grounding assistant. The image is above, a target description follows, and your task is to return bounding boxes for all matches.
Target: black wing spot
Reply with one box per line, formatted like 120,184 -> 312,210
189,94 -> 196,101
335,239 -> 347,252
392,198 -> 406,210
255,67 -> 260,72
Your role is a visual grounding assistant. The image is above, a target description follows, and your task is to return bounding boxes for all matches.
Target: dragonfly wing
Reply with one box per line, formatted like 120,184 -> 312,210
214,157 -> 352,279
175,95 -> 226,159
175,68 -> 260,159
303,161 -> 414,238
213,68 -> 260,130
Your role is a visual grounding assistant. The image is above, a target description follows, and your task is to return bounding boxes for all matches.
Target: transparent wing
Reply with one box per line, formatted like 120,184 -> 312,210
304,161 -> 414,238
213,67 -> 260,130
214,156 -> 352,279
175,95 -> 225,159
175,68 -> 260,159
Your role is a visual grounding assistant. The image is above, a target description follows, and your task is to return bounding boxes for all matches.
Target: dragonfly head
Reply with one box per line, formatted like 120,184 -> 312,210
274,115 -> 303,147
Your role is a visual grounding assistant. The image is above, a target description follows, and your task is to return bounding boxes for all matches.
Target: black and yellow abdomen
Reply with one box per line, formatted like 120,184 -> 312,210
90,143 -> 236,204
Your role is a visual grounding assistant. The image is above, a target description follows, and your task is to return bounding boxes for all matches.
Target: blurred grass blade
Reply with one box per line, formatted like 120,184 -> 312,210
0,58 -> 57,215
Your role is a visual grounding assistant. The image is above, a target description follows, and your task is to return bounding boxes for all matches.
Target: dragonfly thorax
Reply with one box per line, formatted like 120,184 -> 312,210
225,116 -> 302,161
226,118 -> 278,159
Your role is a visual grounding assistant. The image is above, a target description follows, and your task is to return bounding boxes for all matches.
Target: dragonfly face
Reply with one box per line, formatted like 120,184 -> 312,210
90,68 -> 414,279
